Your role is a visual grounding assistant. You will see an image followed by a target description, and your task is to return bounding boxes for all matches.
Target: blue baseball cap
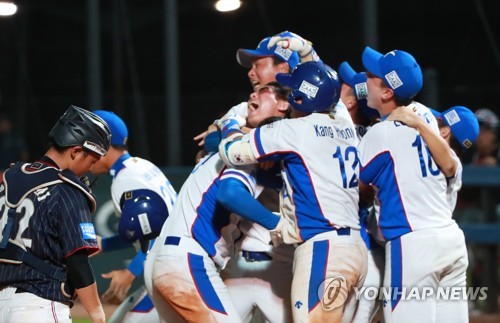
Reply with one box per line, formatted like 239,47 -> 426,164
236,31 -> 300,70
431,106 -> 479,149
93,110 -> 128,146
362,47 -> 423,100
338,61 -> 379,119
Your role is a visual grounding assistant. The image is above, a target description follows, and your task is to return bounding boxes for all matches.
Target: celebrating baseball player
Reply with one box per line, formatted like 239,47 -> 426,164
0,106 -> 111,323
218,61 -> 368,323
91,110 -> 177,323
387,105 -> 480,210
357,47 -> 469,322
337,61 -> 385,323
194,31 -> 311,323
145,81 -> 293,322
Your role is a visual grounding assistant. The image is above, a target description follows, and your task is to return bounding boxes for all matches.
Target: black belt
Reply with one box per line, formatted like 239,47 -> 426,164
241,250 -> 273,262
337,227 -> 351,236
165,236 -> 180,246
15,287 -> 29,294
296,227 -> 351,246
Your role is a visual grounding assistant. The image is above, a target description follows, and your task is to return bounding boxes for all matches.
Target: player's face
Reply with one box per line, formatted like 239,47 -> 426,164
91,154 -> 110,175
72,149 -> 102,177
247,85 -> 285,128
247,57 -> 287,90
340,83 -> 357,115
365,72 -> 385,112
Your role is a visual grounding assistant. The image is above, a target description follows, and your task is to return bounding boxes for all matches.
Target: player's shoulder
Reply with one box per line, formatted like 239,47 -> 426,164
365,120 -> 390,134
48,181 -> 90,207
122,156 -> 152,168
232,101 -> 248,115
257,116 -> 298,133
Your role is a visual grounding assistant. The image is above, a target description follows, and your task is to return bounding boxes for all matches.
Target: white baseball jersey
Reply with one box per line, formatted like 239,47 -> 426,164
446,151 -> 463,211
110,153 -> 177,214
107,153 -> 177,323
358,102 -> 454,241
246,108 -> 360,243
159,152 -> 257,268
148,153 -> 258,322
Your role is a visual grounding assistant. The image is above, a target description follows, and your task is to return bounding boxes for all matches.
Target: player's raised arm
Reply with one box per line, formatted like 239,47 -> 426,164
388,105 -> 457,177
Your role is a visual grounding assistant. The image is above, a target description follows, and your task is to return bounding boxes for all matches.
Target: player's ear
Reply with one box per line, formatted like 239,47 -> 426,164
277,100 -> 290,114
382,88 -> 394,100
343,96 -> 356,111
70,146 -> 85,160
69,147 -> 78,160
440,126 -> 451,140
277,61 -> 290,73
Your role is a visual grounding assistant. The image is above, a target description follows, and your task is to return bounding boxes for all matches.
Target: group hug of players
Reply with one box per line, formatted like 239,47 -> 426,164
0,30 -> 478,323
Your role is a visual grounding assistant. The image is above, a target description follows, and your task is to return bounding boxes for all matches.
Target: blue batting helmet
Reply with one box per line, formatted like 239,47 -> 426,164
276,61 -> 341,113
119,189 -> 169,252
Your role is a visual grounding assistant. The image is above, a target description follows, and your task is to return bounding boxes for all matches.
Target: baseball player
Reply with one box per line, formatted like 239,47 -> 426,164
337,62 -> 385,323
218,61 -> 368,323
387,105 -> 480,210
91,110 -> 177,323
357,47 -> 469,322
0,106 -> 110,323
194,31 -> 308,323
118,188 -> 170,252
145,81 -> 293,322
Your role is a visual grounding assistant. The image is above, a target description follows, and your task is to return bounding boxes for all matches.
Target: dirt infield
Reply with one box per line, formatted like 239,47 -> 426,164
71,301 -> 118,320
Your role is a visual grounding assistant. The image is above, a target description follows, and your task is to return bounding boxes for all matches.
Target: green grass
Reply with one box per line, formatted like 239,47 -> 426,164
72,319 -> 91,323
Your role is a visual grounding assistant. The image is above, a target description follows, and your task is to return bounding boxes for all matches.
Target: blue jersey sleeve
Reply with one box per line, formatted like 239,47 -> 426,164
217,178 -> 280,230
127,249 -> 147,277
101,235 -> 133,252
204,130 -> 222,153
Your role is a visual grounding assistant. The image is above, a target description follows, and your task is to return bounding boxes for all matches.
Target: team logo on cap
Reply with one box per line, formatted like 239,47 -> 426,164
462,139 -> 473,149
299,80 -> 319,98
444,110 -> 461,126
385,71 -> 403,90
355,82 -> 368,100
274,46 -> 292,60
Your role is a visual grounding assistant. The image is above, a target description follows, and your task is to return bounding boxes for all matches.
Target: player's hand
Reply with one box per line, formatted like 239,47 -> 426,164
219,113 -> 246,138
193,130 -> 208,146
387,106 -> 422,128
88,306 -> 106,323
193,124 -> 219,147
101,269 -> 135,304
268,33 -> 317,61
269,213 -> 296,246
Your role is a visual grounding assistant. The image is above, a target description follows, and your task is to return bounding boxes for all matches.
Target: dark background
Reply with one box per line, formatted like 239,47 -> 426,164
0,0 -> 499,166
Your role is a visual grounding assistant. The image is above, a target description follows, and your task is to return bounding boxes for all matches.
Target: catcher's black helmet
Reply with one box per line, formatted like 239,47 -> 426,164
49,105 -> 111,157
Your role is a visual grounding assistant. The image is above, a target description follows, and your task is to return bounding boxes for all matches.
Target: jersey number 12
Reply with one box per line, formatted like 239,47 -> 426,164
332,146 -> 359,188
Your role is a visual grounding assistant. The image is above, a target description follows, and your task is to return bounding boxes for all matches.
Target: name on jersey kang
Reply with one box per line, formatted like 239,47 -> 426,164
314,124 -> 355,140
